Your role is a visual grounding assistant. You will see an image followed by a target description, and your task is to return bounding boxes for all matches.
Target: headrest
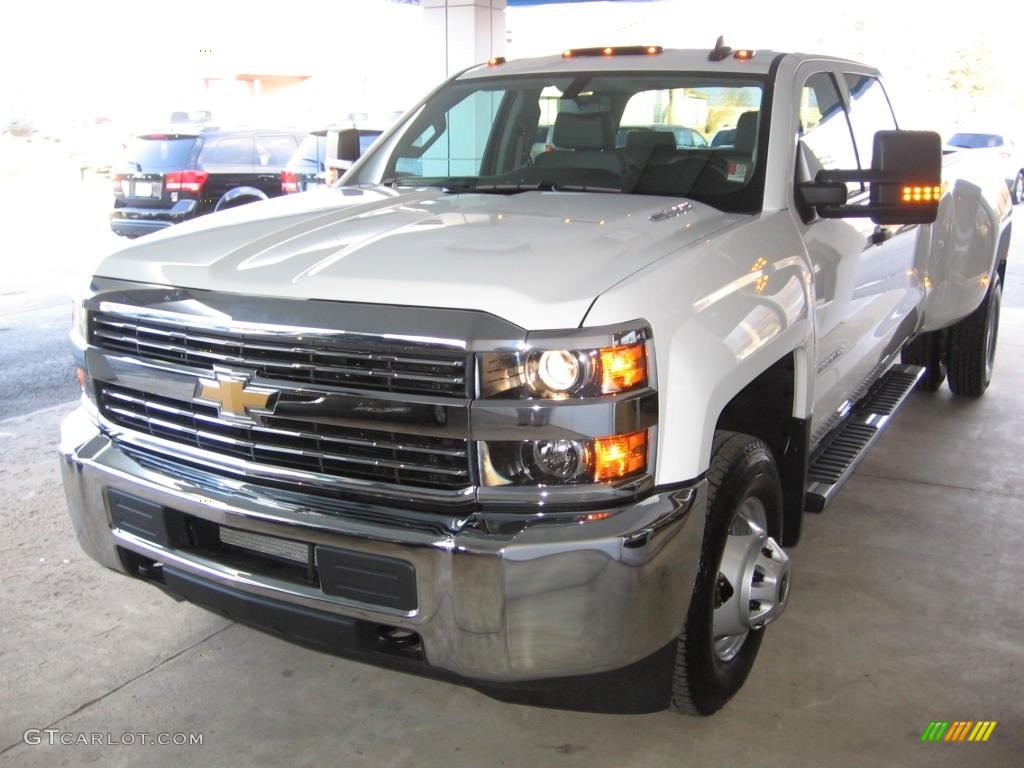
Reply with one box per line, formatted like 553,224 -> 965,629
735,111 -> 758,154
626,130 -> 676,150
552,111 -> 613,151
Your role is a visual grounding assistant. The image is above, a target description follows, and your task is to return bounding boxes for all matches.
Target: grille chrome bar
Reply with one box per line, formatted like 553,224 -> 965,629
99,384 -> 472,492
92,313 -> 470,397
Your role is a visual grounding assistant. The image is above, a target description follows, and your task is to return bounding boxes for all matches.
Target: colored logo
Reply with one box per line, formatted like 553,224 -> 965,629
921,721 -> 997,742
195,371 -> 277,423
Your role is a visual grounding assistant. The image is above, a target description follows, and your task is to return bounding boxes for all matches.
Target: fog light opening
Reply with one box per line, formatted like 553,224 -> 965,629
378,625 -> 421,650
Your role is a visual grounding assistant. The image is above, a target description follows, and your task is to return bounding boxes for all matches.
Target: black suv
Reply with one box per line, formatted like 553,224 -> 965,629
110,126 -> 306,237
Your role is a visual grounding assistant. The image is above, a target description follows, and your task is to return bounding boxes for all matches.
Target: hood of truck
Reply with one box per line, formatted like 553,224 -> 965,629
98,185 -> 744,330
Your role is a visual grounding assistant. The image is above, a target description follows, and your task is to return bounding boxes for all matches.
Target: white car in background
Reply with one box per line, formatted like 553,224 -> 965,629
945,131 -> 1024,203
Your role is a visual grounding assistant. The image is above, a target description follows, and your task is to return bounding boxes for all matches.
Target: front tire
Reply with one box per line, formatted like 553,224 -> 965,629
1012,171 -> 1024,205
946,273 -> 1001,397
671,431 -> 791,715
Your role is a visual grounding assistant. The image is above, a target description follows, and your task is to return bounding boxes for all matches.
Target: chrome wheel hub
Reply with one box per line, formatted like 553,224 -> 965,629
713,497 -> 791,662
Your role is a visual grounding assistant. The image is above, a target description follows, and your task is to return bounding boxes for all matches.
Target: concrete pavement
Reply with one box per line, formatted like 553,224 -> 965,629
1,320 -> 1023,767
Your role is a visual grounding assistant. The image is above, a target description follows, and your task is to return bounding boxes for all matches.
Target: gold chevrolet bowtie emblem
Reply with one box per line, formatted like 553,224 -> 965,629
195,372 -> 276,422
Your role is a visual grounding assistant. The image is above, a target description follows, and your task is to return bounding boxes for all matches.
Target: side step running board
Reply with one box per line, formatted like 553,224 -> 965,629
805,364 -> 924,512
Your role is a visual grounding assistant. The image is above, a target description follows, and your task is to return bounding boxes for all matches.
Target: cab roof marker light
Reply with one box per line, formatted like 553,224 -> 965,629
733,49 -> 755,60
562,45 -> 663,59
487,56 -> 506,66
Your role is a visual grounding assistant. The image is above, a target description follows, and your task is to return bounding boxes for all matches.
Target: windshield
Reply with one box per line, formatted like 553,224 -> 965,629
349,71 -> 766,212
947,132 -> 1003,149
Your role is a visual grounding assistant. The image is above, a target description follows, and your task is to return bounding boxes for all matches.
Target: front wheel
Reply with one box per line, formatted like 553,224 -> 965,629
671,431 -> 791,715
1012,171 -> 1024,205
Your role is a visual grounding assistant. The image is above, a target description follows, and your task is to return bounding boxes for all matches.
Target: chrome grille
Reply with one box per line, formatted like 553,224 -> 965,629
98,384 -> 472,492
91,312 -> 470,398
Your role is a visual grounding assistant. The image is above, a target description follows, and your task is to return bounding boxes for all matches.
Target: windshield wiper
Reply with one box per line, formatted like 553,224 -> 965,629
468,181 -> 623,194
375,177 -> 624,195
543,183 -> 623,193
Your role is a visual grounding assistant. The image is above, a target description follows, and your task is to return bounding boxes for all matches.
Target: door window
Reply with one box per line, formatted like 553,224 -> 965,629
797,72 -> 859,195
844,73 -> 898,171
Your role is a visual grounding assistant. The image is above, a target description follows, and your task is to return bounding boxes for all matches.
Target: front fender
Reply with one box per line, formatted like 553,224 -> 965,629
583,212 -> 814,484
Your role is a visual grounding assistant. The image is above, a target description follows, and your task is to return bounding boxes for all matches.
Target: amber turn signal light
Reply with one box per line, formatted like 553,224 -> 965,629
594,430 -> 647,482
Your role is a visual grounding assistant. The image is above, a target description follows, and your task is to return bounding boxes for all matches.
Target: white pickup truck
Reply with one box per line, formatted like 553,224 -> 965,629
60,42 -> 1012,715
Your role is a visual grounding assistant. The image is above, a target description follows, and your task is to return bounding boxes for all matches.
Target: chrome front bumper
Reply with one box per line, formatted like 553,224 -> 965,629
59,406 -> 705,685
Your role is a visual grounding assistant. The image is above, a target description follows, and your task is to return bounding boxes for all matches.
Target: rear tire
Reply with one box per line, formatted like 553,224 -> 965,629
946,273 -> 1001,397
671,431 -> 790,715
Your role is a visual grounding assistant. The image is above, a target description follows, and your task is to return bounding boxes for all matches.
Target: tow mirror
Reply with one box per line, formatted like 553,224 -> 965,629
335,128 -> 362,162
802,130 -> 942,225
324,128 -> 363,184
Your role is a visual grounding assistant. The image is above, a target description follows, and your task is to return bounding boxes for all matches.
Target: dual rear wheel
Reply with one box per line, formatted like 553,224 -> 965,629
902,272 -> 1002,397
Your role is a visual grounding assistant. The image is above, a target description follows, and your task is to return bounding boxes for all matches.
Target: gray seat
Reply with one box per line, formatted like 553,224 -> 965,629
733,110 -> 758,155
625,129 -> 676,151
533,112 -> 626,177
706,110 -> 758,188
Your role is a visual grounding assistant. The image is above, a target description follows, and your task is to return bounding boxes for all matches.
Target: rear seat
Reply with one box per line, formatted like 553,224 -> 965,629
631,111 -> 758,196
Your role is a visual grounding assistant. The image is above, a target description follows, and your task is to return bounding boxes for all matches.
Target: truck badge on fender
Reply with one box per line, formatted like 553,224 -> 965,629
194,371 -> 278,423
816,345 -> 847,374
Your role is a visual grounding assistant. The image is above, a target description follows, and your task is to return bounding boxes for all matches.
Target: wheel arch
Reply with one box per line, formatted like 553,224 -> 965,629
214,186 -> 269,212
995,219 -> 1011,282
714,350 -> 809,546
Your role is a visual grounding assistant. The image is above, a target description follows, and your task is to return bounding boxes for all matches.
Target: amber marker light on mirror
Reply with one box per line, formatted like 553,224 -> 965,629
594,431 -> 648,482
76,367 -> 87,390
901,185 -> 941,203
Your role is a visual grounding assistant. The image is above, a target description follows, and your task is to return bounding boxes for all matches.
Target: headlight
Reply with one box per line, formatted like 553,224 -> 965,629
475,323 -> 655,497
70,297 -> 95,401
530,349 -> 589,393
71,298 -> 88,345
479,326 -> 649,399
481,430 -> 648,487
